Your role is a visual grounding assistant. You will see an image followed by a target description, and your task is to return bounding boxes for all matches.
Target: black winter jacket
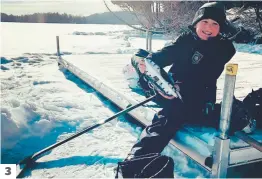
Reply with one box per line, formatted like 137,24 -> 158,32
147,29 -> 236,109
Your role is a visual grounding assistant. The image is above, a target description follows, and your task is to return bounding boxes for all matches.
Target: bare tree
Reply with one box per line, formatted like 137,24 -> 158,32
160,1 -> 203,34
111,1 -> 204,35
225,1 -> 262,35
111,1 -> 261,42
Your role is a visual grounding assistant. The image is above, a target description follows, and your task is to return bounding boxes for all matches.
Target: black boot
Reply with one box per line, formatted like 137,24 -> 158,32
115,153 -> 174,178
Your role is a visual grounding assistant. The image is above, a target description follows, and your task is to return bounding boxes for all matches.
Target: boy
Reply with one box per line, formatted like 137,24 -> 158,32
130,1 -> 235,155
116,2 -> 253,178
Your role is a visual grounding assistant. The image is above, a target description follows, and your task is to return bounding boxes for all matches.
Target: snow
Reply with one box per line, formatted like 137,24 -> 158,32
1,22 -> 262,178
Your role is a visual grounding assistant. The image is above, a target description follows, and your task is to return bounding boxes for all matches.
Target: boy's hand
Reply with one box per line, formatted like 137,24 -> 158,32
132,57 -> 146,74
137,59 -> 146,74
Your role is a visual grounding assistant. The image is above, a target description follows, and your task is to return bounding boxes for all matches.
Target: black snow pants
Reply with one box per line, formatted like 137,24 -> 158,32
116,97 -> 251,178
127,98 -> 220,157
127,95 -> 251,158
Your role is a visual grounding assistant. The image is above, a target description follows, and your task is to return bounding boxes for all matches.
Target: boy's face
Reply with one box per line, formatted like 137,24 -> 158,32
195,19 -> 220,40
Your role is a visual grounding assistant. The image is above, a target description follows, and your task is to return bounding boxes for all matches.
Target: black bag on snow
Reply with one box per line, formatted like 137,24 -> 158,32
207,97 -> 257,135
230,97 -> 256,134
243,88 -> 262,129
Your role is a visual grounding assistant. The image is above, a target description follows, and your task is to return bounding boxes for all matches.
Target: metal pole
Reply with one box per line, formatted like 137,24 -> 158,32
219,63 -> 238,139
148,31 -> 152,52
211,137 -> 230,178
56,36 -> 60,57
234,131 -> 262,152
146,30 -> 153,52
146,30 -> 149,51
211,63 -> 238,178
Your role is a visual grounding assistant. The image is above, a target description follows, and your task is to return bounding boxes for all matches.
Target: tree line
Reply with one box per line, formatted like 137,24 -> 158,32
1,12 -> 138,24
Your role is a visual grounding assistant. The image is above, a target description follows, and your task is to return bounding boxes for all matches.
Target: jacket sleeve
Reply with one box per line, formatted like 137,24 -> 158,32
212,40 -> 236,80
205,40 -> 236,104
146,34 -> 187,68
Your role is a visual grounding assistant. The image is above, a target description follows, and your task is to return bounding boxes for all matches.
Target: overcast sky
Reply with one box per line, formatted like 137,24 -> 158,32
1,0 -> 121,16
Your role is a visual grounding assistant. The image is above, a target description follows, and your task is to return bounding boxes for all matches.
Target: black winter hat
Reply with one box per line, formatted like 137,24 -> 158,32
192,2 -> 226,30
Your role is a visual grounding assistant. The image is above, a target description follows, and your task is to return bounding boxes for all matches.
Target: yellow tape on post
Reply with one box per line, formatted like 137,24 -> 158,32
226,64 -> 238,76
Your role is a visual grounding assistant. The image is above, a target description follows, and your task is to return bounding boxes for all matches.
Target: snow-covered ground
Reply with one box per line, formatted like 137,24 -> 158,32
1,22 -> 262,178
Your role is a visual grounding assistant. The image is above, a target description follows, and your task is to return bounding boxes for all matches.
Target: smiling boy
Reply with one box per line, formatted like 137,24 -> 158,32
195,19 -> 220,40
117,2 -> 240,178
